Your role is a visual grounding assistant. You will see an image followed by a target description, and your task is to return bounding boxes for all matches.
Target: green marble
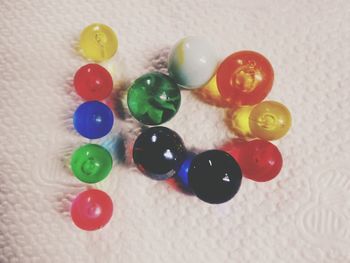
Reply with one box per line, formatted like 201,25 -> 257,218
127,72 -> 181,125
71,144 -> 112,184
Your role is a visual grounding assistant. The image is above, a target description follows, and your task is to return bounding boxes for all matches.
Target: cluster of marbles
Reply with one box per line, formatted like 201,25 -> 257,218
132,126 -> 242,204
226,101 -> 291,140
69,23 -> 119,231
127,36 -> 292,204
65,25 -> 292,230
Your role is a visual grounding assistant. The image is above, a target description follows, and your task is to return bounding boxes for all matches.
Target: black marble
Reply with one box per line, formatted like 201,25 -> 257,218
133,126 -> 187,180
188,150 -> 242,204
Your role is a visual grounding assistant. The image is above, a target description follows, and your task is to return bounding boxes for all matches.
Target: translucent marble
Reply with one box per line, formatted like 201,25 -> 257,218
216,51 -> 274,105
71,144 -> 112,184
127,72 -> 181,125
73,101 -> 114,139
249,101 -> 291,140
175,152 -> 195,190
71,189 -> 113,231
240,140 -> 283,182
74,63 -> 113,101
79,23 -> 118,62
227,101 -> 291,140
226,106 -> 254,138
220,139 -> 247,166
194,73 -> 232,107
222,139 -> 283,182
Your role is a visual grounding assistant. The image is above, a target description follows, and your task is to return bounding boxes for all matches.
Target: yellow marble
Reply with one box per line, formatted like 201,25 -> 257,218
249,101 -> 291,140
79,23 -> 118,62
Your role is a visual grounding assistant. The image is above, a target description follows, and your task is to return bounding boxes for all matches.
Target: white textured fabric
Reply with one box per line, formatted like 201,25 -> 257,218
1,0 -> 350,262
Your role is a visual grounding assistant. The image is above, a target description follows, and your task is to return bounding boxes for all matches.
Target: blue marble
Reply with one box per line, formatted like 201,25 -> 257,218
73,101 -> 114,139
176,152 -> 195,190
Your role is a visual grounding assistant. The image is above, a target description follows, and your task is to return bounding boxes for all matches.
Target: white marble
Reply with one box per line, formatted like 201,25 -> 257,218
168,36 -> 218,88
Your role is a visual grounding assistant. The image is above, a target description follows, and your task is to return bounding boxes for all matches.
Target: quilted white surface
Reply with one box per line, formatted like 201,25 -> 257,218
1,0 -> 350,262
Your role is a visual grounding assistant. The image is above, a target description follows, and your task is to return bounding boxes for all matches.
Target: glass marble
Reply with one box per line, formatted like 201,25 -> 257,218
71,144 -> 112,184
216,51 -> 274,105
194,74 -> 232,107
249,101 -> 291,140
188,150 -> 242,204
73,101 -> 114,139
175,152 -> 195,190
168,36 -> 218,89
226,106 -> 254,138
220,139 -> 247,166
71,189 -> 113,231
221,139 -> 282,182
127,72 -> 181,125
79,23 -> 118,62
133,126 -> 187,180
240,140 -> 283,182
74,63 -> 113,101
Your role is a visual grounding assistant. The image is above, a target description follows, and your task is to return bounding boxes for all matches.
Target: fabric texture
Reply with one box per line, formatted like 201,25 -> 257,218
0,0 -> 349,262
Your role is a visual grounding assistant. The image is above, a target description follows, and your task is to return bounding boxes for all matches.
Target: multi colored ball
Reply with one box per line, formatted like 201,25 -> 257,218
168,36 -> 218,89
127,72 -> 181,125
